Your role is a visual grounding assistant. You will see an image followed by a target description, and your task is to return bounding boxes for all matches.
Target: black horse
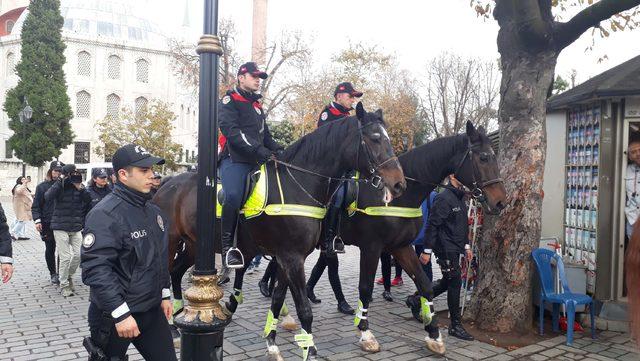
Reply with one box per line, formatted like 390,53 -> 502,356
337,121 -> 506,355
153,103 -> 406,360
218,122 -> 506,356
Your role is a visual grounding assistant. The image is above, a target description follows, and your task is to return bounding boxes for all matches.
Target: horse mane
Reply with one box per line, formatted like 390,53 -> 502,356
280,116 -> 357,164
399,134 -> 468,182
159,175 -> 174,188
626,219 -> 640,345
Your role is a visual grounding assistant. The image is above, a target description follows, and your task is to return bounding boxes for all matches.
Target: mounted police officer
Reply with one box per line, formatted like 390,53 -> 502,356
81,144 -> 176,360
219,61 -> 283,269
317,82 -> 363,255
413,174 -> 474,341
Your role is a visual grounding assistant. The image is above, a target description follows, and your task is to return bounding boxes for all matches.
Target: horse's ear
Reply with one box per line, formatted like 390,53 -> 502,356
478,125 -> 487,135
466,121 -> 479,140
374,108 -> 383,120
356,102 -> 365,120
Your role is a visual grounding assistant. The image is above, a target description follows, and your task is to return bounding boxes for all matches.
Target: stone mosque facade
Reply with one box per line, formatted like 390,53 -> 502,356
0,0 -> 198,179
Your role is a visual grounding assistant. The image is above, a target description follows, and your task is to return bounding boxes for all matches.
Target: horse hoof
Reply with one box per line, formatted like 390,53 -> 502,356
280,314 -> 299,331
425,335 -> 446,355
266,345 -> 284,361
358,330 -> 380,353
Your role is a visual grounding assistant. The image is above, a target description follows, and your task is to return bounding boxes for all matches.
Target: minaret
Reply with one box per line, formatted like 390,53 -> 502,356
182,0 -> 190,28
251,0 -> 267,66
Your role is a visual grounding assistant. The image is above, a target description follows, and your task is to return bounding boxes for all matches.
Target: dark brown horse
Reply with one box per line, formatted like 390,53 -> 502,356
154,103 -> 405,360
337,121 -> 506,355
626,219 -> 640,346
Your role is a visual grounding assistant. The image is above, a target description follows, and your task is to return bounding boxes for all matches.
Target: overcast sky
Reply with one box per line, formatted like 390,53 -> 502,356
150,0 -> 640,85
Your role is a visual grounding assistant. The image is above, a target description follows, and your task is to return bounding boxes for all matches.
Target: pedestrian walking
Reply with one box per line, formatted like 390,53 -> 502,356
0,203 -> 14,284
32,160 -> 64,285
11,176 -> 33,240
150,171 -> 162,197
45,164 -> 91,297
81,143 -> 176,360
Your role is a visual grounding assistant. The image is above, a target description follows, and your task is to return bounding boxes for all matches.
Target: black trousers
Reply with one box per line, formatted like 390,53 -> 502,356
380,253 -> 403,292
40,223 -> 56,275
432,252 -> 462,323
306,252 -> 345,303
88,303 -> 177,361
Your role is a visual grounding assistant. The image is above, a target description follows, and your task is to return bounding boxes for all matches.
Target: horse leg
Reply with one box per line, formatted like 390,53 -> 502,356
263,271 -> 289,361
223,266 -> 247,315
279,257 -> 318,360
170,245 -> 193,314
392,245 -> 445,355
355,247 -> 382,353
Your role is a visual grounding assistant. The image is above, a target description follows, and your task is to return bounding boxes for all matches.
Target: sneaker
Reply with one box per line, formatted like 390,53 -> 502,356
61,286 -> 74,297
375,277 -> 384,285
50,274 -> 60,285
382,290 -> 393,302
391,277 -> 403,287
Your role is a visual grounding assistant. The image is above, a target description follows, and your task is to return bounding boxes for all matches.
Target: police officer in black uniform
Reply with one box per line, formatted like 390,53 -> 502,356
81,144 -> 176,360
412,174 -> 474,341
218,61 -> 283,269
86,168 -> 112,212
317,82 -> 363,254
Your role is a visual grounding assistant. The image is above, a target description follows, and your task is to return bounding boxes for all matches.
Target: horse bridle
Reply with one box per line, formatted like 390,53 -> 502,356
453,141 -> 503,201
356,121 -> 398,190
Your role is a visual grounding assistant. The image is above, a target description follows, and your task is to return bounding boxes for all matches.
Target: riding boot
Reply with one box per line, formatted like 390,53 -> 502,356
322,206 -> 345,256
221,204 -> 244,269
449,319 -> 474,341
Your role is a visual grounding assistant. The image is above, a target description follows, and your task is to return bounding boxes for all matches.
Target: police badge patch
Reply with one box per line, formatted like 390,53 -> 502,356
222,95 -> 231,104
157,215 -> 165,231
83,233 -> 95,249
255,106 -> 262,115
321,112 -> 328,121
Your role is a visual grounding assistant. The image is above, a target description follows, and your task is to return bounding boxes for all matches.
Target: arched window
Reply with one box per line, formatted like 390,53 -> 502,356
180,105 -> 184,128
135,59 -> 149,83
106,93 -> 120,119
76,91 -> 91,118
6,20 -> 15,34
135,96 -> 148,117
6,52 -> 15,76
77,51 -> 91,76
107,55 -> 121,79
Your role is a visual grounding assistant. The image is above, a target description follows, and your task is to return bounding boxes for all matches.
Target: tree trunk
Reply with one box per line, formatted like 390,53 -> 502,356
465,31 -> 558,333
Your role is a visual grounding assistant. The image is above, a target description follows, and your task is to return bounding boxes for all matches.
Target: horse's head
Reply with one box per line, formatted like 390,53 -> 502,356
453,121 -> 506,214
352,102 -> 406,200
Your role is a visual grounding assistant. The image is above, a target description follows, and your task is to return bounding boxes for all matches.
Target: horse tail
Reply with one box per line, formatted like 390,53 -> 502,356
626,219 -> 640,346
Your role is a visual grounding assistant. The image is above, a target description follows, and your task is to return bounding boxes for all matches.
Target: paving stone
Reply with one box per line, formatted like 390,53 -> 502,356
1,200 -> 640,361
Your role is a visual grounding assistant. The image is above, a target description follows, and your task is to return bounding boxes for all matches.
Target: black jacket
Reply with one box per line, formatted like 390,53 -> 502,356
424,187 -> 469,255
218,87 -> 282,164
87,184 -> 112,212
80,184 -> 170,321
317,102 -> 352,128
32,179 -> 56,225
45,179 -> 92,232
0,204 -> 12,264
81,183 -> 171,321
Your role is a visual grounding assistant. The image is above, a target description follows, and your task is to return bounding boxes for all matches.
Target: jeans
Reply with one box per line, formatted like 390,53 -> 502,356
251,254 -> 262,267
53,230 -> 82,288
11,220 -> 26,238
219,158 -> 255,210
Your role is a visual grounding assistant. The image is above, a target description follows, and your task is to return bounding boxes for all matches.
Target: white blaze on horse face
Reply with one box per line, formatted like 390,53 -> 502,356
383,186 -> 393,204
380,125 -> 390,141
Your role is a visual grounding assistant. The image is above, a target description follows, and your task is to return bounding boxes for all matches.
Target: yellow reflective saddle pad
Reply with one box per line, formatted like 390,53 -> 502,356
347,172 -> 422,218
216,164 -> 326,219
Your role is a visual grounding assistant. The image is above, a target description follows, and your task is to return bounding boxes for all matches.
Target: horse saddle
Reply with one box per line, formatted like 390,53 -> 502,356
216,165 -> 268,219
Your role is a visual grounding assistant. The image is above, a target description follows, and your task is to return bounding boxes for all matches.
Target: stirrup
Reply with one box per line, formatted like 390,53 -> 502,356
332,236 -> 345,254
225,247 -> 245,269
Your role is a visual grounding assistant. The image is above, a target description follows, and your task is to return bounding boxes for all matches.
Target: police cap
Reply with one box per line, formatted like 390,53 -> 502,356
237,62 -> 268,79
112,144 -> 165,172
334,82 -> 363,98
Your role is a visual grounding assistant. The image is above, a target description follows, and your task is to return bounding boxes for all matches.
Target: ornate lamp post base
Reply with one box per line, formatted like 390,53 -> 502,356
175,275 -> 231,361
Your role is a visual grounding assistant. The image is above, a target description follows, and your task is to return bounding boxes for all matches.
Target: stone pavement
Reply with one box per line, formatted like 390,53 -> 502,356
0,200 -> 639,360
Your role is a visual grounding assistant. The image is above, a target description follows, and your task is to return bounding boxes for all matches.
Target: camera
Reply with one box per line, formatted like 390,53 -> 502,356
69,172 -> 83,184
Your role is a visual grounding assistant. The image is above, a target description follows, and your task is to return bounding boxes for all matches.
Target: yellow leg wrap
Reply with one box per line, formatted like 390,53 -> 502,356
233,288 -> 244,304
420,296 -> 434,325
294,329 -> 314,361
280,302 -> 289,317
354,299 -> 367,327
263,309 -> 278,338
